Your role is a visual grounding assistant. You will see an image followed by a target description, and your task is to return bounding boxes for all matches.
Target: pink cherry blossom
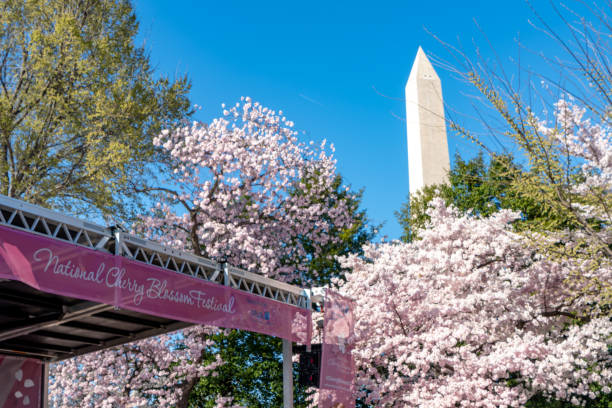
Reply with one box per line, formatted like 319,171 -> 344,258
138,97 -> 354,284
337,199 -> 611,407
49,326 -> 224,407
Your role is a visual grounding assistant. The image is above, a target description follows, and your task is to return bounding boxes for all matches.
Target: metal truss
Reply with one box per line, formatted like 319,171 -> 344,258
0,301 -> 111,343
0,195 -> 310,310
0,195 -> 113,251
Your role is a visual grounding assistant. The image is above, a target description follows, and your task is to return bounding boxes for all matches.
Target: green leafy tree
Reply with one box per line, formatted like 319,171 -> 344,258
0,0 -> 191,220
191,331 -> 286,408
290,174 -> 377,287
396,152 -> 555,242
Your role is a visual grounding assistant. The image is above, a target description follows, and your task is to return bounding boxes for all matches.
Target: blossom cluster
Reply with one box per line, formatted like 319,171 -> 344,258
49,326 -> 223,407
140,97 -> 354,283
537,99 -> 612,224
338,199 -> 611,407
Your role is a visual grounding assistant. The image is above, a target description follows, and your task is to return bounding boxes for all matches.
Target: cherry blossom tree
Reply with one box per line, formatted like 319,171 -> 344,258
49,326 -> 223,407
139,96 -> 354,284
401,97 -> 611,310
139,97 -> 356,406
338,198 -> 611,407
423,6 -> 612,403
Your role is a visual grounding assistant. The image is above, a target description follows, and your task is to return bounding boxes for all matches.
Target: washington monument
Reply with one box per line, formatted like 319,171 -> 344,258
405,47 -> 450,195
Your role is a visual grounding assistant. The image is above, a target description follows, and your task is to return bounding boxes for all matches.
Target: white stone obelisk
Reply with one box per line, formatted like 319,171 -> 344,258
405,47 -> 450,195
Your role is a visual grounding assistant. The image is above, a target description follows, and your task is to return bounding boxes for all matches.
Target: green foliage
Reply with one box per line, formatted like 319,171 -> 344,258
189,331 -> 285,408
526,392 -> 611,408
0,0 -> 191,221
190,331 -> 325,408
396,152 -> 553,242
290,174 -> 379,286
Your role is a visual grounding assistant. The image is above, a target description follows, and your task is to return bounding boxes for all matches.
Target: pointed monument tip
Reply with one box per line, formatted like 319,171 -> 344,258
407,46 -> 438,84
414,46 -> 428,63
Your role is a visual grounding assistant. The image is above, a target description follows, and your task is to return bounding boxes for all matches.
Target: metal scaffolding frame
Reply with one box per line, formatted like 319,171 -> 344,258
0,195 -> 314,407
0,195 -> 310,309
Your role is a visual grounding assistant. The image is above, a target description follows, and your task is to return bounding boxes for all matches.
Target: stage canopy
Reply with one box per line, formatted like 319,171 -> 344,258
0,196 -> 312,362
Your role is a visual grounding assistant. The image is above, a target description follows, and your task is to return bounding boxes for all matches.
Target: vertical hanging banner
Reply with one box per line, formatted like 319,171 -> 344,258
0,355 -> 43,408
319,289 -> 355,408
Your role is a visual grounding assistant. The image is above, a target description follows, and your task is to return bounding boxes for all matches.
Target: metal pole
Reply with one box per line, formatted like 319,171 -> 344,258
223,262 -> 229,286
41,361 -> 49,408
282,338 -> 293,408
305,289 -> 312,352
113,228 -> 122,256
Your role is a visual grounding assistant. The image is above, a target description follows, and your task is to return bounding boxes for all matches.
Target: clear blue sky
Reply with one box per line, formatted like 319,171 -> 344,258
132,0 -> 575,239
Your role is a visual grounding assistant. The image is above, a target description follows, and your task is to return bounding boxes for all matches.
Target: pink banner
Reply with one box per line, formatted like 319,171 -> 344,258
0,225 -> 311,344
320,289 -> 355,408
0,355 -> 43,408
